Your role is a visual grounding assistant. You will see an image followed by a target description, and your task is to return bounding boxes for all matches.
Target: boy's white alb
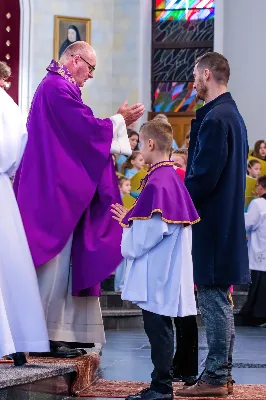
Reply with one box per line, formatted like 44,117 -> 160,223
120,214 -> 197,318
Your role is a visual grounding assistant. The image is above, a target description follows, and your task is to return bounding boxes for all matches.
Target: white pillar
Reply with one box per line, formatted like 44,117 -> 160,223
19,0 -> 32,115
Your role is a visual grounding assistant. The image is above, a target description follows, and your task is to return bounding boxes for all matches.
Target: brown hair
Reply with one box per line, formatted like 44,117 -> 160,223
121,151 -> 142,175
172,149 -> 188,167
252,140 -> 266,160
0,61 -> 11,80
195,52 -> 230,85
257,175 -> 266,189
247,159 -> 261,175
127,129 -> 139,150
140,120 -> 173,153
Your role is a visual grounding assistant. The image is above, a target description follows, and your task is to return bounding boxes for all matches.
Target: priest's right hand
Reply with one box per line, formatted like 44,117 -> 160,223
111,203 -> 128,224
117,101 -> 145,127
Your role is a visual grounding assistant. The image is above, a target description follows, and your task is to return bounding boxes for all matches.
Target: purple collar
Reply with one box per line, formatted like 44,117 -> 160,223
46,60 -> 78,87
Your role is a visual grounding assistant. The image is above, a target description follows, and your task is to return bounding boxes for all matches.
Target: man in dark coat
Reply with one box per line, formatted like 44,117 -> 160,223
176,52 -> 250,398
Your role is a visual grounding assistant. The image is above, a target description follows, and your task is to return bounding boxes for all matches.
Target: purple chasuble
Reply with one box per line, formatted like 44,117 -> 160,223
121,161 -> 199,227
14,60 -> 123,296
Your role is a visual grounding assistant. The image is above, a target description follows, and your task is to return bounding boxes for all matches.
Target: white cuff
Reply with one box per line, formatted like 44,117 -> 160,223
110,114 -> 132,156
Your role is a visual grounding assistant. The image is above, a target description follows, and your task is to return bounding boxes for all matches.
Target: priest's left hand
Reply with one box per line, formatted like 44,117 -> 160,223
111,203 -> 127,223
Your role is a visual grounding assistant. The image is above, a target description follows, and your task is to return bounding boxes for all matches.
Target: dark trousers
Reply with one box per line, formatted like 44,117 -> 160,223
197,285 -> 235,385
142,309 -> 174,394
173,315 -> 198,377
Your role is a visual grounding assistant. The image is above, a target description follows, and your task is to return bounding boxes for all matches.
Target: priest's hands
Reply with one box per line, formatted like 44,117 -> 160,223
111,203 -> 128,224
117,101 -> 145,127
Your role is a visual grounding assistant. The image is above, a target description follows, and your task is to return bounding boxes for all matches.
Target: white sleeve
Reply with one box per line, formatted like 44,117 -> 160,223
245,201 -> 261,231
0,89 -> 27,176
121,213 -> 172,260
110,114 -> 132,156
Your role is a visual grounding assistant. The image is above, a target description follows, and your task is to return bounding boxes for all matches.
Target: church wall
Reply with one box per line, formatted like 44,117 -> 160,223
222,0 -> 265,147
25,0 -> 151,122
30,0 -> 115,117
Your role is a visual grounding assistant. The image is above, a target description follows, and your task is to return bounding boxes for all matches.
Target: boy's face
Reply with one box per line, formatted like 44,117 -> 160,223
139,130 -> 153,164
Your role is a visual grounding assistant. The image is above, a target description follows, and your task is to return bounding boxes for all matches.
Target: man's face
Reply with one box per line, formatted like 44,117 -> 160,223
70,53 -> 96,87
193,64 -> 208,101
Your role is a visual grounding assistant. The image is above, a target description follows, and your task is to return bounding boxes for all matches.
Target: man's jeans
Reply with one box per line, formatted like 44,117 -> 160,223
197,285 -> 235,385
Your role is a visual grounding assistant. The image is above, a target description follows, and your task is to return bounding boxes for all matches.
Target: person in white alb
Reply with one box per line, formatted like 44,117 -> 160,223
0,73 -> 49,366
241,175 -> 266,325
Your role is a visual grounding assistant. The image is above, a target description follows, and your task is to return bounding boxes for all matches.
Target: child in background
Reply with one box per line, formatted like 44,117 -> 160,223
117,129 -> 139,172
251,140 -> 266,161
247,159 -> 261,179
119,176 -> 131,198
171,149 -> 188,171
241,175 -> 266,325
245,160 -> 262,211
121,151 -> 145,179
111,119 -> 199,400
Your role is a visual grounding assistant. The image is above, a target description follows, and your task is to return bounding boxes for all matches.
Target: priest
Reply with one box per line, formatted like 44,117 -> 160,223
14,41 -> 145,357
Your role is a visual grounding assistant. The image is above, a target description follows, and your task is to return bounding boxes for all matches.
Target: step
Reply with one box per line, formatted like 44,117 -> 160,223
100,291 -> 139,310
102,308 -> 144,330
0,345 -> 101,395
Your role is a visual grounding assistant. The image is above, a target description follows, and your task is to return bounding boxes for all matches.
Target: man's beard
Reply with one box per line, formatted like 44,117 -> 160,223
196,79 -> 208,101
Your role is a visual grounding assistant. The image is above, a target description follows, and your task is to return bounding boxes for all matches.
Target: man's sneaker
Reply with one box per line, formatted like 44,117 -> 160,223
125,388 -> 173,400
175,380 -> 228,398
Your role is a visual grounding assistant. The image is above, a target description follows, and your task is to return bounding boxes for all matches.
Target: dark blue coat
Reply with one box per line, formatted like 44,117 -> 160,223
185,92 -> 250,285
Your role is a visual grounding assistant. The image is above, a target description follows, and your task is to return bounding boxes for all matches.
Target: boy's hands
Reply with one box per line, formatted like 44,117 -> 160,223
111,203 -> 128,223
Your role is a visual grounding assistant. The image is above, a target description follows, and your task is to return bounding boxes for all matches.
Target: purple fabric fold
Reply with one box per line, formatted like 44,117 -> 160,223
121,161 -> 199,227
14,60 -> 123,296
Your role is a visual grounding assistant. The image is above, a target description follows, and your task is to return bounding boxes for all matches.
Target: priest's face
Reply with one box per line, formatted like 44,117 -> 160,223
70,53 -> 96,87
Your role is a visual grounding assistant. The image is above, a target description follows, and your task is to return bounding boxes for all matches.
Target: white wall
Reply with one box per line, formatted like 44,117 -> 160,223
20,0 -> 152,121
219,0 -> 266,146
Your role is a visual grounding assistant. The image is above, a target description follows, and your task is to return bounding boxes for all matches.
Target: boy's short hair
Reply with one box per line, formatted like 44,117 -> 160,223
140,120 -> 173,153
118,175 -> 130,186
257,175 -> 266,189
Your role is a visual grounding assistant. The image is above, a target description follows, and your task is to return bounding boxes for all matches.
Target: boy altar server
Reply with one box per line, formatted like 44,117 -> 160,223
111,120 -> 199,400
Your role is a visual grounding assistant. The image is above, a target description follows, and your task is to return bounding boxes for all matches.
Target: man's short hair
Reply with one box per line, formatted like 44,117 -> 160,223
0,61 -> 11,80
140,120 -> 173,153
195,52 -> 230,85
257,175 -> 266,189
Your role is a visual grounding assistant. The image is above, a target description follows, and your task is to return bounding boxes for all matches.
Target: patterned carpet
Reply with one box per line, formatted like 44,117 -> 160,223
79,379 -> 266,399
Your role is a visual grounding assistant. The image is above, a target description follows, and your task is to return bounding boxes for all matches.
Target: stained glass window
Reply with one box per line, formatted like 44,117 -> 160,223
151,0 -> 215,112
154,82 -> 204,112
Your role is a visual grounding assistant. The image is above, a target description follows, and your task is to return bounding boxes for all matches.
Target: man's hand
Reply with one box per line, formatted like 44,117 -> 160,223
111,203 -> 128,224
117,101 -> 145,127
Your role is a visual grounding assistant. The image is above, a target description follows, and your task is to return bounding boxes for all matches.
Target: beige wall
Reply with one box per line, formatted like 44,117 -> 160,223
217,0 -> 266,147
21,0 -> 152,122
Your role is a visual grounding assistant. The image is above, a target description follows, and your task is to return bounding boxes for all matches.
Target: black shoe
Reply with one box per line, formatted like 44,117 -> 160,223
29,346 -> 84,358
9,352 -> 27,367
182,376 -> 198,387
125,388 -> 173,400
